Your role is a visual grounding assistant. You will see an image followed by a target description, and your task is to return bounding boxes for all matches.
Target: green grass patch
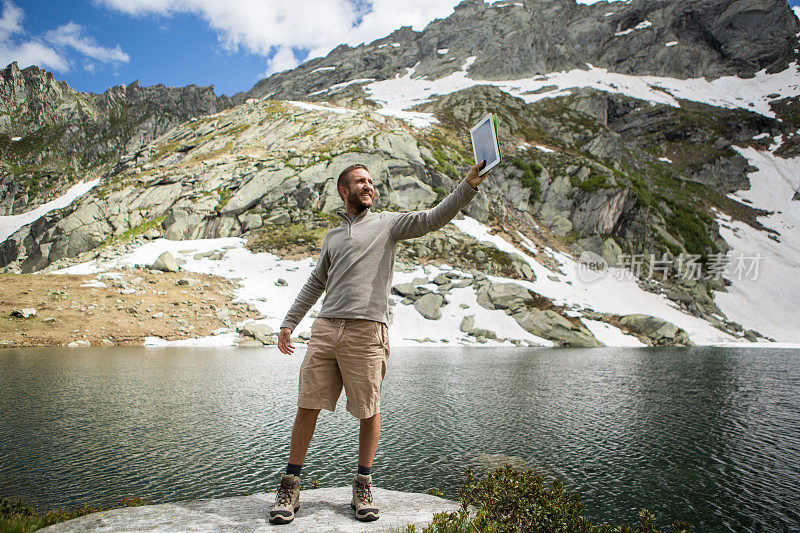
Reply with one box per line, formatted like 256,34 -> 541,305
101,215 -> 167,248
476,245 -> 514,267
512,157 -> 543,202
570,172 -> 613,193
214,187 -> 233,213
246,221 -> 329,254
422,466 -> 693,533
661,199 -> 717,258
1,496 -> 149,533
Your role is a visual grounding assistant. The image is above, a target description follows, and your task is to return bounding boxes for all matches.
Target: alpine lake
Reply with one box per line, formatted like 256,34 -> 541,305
1,345 -> 798,532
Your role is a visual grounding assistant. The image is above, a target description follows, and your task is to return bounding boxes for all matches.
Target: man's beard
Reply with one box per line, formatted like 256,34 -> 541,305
347,188 -> 373,213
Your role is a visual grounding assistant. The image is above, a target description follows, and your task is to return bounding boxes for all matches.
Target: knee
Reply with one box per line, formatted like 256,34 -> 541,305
297,407 -> 321,420
360,413 -> 380,426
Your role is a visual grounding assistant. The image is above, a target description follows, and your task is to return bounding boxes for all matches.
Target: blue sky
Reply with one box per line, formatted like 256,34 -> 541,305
2,0 -> 799,97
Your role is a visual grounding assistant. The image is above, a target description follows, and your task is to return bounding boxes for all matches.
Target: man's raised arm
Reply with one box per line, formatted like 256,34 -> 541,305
389,161 -> 488,241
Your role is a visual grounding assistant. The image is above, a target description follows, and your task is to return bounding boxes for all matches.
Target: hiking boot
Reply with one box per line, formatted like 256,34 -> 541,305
269,474 -> 300,525
351,473 -> 379,522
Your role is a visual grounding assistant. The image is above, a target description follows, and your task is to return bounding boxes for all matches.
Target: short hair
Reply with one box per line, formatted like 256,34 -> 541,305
337,164 -> 369,200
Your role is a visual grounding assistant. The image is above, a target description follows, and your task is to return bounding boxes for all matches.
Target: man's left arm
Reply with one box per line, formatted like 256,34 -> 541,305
389,161 -> 489,241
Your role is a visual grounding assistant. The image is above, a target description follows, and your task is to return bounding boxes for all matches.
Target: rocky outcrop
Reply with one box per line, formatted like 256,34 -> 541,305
472,274 -> 600,347
619,314 -> 693,346
39,487 -> 459,532
0,62 -> 228,215
235,0 -> 799,104
0,99 -> 456,272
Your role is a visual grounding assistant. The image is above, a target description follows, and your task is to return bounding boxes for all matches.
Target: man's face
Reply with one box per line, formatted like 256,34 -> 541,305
343,169 -> 374,212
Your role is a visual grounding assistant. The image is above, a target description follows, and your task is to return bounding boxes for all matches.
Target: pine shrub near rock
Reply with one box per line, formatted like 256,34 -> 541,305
422,466 -> 693,533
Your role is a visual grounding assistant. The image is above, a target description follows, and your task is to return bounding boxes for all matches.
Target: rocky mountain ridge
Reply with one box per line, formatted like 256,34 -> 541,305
237,0 -> 799,104
0,62 -> 230,215
2,0 -> 799,346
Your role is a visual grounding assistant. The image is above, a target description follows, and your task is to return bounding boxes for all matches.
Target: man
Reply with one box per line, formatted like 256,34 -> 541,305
270,160 -> 490,525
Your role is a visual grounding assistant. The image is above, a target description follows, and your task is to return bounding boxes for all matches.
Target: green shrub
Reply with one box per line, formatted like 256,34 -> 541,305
662,200 -> 717,258
570,173 -> 613,193
512,158 -> 542,202
424,466 -> 693,533
1,496 -> 148,533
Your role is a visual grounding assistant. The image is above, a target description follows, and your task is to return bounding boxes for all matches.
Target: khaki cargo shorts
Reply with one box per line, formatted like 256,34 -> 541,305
298,317 -> 390,419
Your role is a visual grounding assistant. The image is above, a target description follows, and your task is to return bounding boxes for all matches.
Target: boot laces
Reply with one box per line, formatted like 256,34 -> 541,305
276,480 -> 294,506
355,480 -> 373,504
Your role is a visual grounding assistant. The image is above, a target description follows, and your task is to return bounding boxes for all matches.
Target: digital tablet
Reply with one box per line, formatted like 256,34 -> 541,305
469,113 -> 501,176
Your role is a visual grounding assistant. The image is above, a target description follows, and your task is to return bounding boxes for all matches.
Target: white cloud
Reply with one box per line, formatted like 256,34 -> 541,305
0,0 -> 67,71
266,45 -> 301,75
97,0 -> 465,75
0,0 -> 128,73
0,0 -> 22,40
0,39 -> 68,71
45,22 -> 129,64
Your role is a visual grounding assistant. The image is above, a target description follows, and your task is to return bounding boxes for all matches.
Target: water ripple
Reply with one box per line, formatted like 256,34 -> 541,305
1,346 -> 799,531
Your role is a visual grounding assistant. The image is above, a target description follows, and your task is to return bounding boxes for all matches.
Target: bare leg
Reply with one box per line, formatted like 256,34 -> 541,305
288,407 -> 321,465
358,413 -> 381,468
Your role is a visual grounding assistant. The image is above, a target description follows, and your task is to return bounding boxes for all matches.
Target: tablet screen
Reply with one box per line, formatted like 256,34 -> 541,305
470,114 -> 501,176
473,119 -> 498,167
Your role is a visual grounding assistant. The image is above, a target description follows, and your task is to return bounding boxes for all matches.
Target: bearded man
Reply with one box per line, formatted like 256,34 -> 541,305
270,160 -> 490,524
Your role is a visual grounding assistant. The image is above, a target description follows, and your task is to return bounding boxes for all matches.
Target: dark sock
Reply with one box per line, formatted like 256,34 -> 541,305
358,465 -> 372,476
286,463 -> 302,476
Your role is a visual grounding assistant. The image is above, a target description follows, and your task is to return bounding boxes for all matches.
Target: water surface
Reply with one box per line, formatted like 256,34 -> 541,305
1,346 -> 798,532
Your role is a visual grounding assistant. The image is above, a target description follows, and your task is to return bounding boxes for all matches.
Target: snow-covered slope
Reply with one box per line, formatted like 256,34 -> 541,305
54,215 -> 782,348
364,59 -> 800,129
712,146 -> 800,343
0,179 -> 100,243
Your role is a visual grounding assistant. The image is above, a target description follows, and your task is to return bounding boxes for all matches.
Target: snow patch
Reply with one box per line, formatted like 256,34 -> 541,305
365,59 -> 800,127
450,216 -> 739,345
11,136 -> 21,141
437,48 -> 449,55
665,41 -> 678,47
310,66 -> 336,74
615,20 -> 651,37
286,101 -> 354,115
0,179 -> 101,244
308,78 -> 375,96
581,319 -> 647,347
712,147 -> 800,343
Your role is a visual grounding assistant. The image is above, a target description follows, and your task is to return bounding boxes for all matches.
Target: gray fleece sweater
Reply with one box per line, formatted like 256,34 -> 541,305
280,178 -> 478,331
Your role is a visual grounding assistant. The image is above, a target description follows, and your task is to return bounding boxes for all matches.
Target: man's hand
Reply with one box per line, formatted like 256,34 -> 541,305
466,160 -> 491,190
278,327 -> 295,354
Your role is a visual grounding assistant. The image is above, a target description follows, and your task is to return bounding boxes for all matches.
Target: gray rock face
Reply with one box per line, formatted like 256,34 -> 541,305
476,282 -> 533,311
513,308 -> 600,347
619,314 -> 693,346
389,282 -> 413,296
151,251 -> 179,273
237,0 -> 799,105
240,322 -> 275,345
414,292 -> 445,320
0,62 -> 227,216
39,487 -> 459,533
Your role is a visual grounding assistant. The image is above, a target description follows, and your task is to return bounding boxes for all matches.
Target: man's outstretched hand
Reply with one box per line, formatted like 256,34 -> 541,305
466,160 -> 491,190
278,327 -> 295,354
